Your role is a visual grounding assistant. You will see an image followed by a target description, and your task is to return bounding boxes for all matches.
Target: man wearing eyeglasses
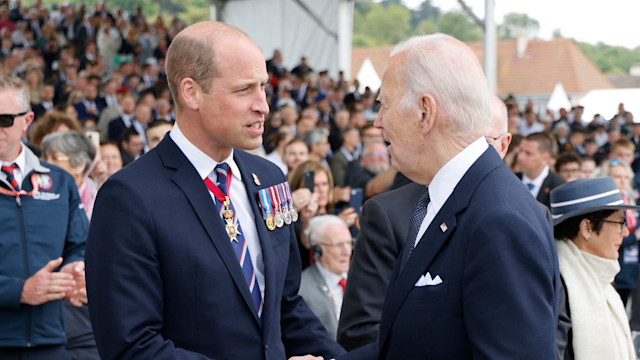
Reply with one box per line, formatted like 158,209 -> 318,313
344,139 -> 395,200
299,215 -> 353,341
0,75 -> 88,358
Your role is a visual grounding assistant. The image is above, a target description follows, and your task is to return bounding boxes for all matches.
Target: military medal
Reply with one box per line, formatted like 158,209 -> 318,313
279,184 -> 292,225
270,186 -> 284,228
284,183 -> 298,222
259,188 -> 276,231
203,167 -> 242,242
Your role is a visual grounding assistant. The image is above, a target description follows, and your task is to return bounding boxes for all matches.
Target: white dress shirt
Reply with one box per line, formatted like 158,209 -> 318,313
2,143 -> 27,187
522,165 -> 550,199
170,124 -> 265,299
413,137 -> 489,248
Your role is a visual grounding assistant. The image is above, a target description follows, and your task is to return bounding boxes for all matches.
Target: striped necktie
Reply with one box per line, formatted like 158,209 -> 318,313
1,163 -> 19,191
205,163 -> 263,322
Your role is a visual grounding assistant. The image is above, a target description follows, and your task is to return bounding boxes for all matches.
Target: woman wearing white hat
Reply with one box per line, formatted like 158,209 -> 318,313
552,177 -> 638,359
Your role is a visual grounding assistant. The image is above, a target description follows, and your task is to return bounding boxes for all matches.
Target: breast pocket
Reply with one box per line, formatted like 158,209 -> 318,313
407,283 -> 448,300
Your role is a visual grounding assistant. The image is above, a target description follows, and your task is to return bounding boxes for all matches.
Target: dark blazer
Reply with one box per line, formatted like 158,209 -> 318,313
338,182 -> 424,350
516,170 -> 565,208
74,100 -> 104,122
339,148 -> 559,359
107,116 -> 129,142
86,136 -> 345,359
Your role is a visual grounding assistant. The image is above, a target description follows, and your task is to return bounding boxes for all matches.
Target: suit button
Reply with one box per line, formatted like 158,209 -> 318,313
264,344 -> 269,350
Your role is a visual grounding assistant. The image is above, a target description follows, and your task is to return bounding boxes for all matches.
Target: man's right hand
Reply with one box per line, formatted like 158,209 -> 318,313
20,257 -> 76,306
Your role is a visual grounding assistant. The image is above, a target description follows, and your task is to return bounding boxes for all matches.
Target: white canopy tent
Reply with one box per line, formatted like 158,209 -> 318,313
546,82 -> 571,116
356,58 -> 381,93
210,0 -> 355,80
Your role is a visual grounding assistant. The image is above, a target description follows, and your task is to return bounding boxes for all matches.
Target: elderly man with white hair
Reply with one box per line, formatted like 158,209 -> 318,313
337,33 -> 558,360
299,215 -> 353,340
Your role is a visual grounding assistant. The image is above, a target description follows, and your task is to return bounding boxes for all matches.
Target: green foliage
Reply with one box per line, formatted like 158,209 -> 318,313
411,0 -> 441,28
498,12 -> 539,40
356,3 -> 412,46
436,12 -> 482,42
576,41 -> 640,75
412,19 -> 438,36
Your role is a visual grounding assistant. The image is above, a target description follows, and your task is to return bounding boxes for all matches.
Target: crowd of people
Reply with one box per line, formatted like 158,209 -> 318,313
1,0 -> 640,359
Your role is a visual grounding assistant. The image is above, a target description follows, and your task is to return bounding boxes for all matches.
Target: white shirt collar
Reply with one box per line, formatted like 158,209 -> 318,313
522,165 -> 550,191
169,123 -> 242,183
427,137 -> 489,215
316,262 -> 346,284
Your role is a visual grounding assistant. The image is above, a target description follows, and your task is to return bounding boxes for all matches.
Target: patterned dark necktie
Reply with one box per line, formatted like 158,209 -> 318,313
205,163 -> 263,322
401,188 -> 431,268
1,163 -> 19,191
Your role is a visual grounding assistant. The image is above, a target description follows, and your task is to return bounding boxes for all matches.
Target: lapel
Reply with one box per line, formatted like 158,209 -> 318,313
378,148 -> 503,346
536,174 -> 552,204
309,265 -> 333,302
156,139 -> 262,326
233,150 -> 281,337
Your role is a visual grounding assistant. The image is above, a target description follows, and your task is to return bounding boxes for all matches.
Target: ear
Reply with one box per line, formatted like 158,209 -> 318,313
578,218 -> 592,240
22,111 -> 34,132
179,77 -> 200,111
419,93 -> 437,135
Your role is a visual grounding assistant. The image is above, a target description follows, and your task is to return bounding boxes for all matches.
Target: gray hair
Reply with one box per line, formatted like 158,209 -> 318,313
303,127 -> 329,147
41,131 -> 96,176
390,34 -> 490,142
308,215 -> 348,246
0,74 -> 30,111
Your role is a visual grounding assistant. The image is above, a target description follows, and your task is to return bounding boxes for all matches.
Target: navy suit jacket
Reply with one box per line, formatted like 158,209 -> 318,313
340,148 -> 559,359
86,136 -> 344,359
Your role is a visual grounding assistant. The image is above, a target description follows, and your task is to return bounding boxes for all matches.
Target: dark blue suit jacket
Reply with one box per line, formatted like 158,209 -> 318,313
340,148 -> 559,359
86,136 -> 344,359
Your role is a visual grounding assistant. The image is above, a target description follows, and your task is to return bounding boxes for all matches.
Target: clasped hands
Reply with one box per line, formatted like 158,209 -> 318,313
20,257 -> 87,307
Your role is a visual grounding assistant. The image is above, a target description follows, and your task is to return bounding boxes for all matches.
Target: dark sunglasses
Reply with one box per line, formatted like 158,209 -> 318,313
0,111 -> 27,127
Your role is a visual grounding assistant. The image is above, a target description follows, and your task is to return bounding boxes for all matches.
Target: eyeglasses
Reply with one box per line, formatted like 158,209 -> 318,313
319,240 -> 355,249
0,111 -> 27,127
44,154 -> 71,162
610,159 -> 629,167
600,218 -> 627,234
484,134 -> 504,144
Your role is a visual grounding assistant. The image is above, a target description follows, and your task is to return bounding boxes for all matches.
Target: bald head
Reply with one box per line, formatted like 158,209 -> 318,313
165,21 -> 253,111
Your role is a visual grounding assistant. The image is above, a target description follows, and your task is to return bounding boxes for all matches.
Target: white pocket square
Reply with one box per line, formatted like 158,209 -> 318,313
415,272 -> 443,287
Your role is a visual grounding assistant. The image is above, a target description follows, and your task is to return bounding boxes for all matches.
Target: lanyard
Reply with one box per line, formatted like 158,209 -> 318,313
0,173 -> 39,198
203,166 -> 232,203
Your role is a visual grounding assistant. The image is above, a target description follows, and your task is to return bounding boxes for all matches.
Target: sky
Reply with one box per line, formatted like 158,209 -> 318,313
402,0 -> 640,49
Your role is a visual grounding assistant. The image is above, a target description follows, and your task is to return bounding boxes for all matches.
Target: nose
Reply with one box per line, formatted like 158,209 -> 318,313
373,107 -> 384,129
252,88 -> 270,115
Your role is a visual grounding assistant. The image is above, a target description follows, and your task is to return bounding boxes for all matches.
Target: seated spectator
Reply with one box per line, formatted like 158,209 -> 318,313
552,177 -> 636,359
299,215 -> 353,340
106,93 -> 136,141
516,132 -> 565,208
145,120 -> 173,151
119,127 -> 143,166
344,139 -> 396,199
288,160 -> 358,269
265,127 -> 294,175
330,127 -> 360,187
580,155 -> 597,179
555,153 -> 581,183
90,142 -> 122,189
41,130 -> 97,219
31,83 -> 55,122
28,110 -> 82,154
283,138 -> 309,173
303,127 -> 330,169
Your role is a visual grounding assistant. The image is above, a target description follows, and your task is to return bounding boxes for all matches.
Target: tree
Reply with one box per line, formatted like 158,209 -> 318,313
552,29 -> 563,39
357,3 -> 412,46
498,12 -> 540,40
410,0 -> 441,28
413,19 -> 438,36
436,12 -> 482,42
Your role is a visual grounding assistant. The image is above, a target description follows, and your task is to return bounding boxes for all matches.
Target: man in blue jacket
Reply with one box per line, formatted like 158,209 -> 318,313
0,75 -> 88,358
